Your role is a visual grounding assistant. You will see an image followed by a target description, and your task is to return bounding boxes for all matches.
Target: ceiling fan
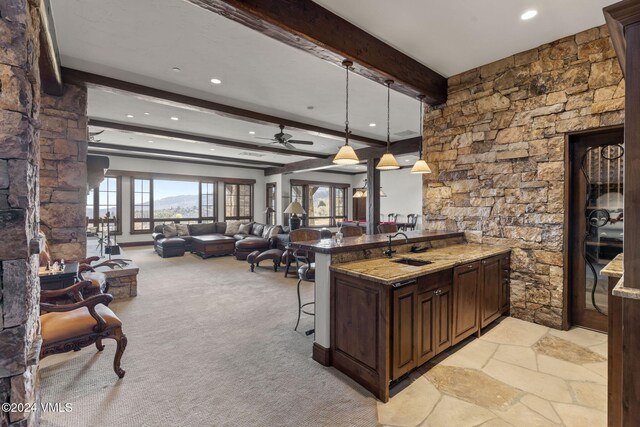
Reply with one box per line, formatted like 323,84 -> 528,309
255,125 -> 314,150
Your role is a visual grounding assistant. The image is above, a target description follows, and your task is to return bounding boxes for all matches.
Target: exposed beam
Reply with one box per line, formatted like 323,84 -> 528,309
89,150 -> 264,171
88,119 -> 328,160
188,0 -> 447,104
63,68 -> 385,147
604,0 -> 640,77
38,0 -> 63,95
89,142 -> 284,167
264,136 -> 420,176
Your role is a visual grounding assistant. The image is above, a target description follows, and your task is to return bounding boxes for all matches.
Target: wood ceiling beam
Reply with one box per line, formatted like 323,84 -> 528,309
89,150 -> 264,171
188,0 -> 447,105
264,136 -> 419,176
38,0 -> 63,95
63,68 -> 385,147
88,119 -> 328,160
89,142 -> 284,167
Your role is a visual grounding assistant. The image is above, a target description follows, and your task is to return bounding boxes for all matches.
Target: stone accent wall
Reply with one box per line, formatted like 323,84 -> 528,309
0,1 -> 42,425
39,84 -> 88,260
422,25 -> 624,328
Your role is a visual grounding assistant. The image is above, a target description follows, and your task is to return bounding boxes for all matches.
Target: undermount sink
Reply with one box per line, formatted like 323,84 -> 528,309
391,258 -> 433,267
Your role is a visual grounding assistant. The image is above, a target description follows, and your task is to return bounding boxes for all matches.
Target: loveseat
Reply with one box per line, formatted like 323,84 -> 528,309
152,221 -> 286,259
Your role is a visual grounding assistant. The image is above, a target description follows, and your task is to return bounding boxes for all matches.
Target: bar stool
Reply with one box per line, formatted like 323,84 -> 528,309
295,261 -> 315,335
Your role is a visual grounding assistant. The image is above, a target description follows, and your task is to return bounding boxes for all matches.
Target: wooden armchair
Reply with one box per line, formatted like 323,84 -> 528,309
40,281 -> 128,378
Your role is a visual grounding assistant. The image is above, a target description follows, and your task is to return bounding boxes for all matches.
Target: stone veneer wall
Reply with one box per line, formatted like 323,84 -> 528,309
39,84 -> 88,260
422,25 -> 624,328
0,1 -> 42,425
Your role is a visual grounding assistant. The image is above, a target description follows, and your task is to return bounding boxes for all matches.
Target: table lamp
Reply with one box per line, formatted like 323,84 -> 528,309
284,201 -> 306,230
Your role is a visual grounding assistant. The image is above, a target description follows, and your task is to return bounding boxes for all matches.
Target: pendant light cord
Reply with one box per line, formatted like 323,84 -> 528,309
345,63 -> 350,145
386,81 -> 391,151
419,95 -> 424,158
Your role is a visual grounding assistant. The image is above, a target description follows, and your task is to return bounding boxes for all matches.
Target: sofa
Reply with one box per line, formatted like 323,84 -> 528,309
152,221 -> 286,259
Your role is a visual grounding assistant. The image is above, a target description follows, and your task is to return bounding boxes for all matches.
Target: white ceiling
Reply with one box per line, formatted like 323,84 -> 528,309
50,0 -> 615,172
314,0 -> 617,77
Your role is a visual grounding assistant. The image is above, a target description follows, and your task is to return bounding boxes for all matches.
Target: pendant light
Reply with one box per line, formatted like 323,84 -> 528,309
411,95 -> 432,174
333,60 -> 359,165
376,80 -> 400,170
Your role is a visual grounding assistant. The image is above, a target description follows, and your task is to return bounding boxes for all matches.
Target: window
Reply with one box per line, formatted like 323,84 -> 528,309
131,177 -> 219,233
132,178 -> 152,232
225,183 -> 253,221
290,180 -> 348,227
86,176 -> 121,233
266,183 -> 276,225
200,182 -> 216,222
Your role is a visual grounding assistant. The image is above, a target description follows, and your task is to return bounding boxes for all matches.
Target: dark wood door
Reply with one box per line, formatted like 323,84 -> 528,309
452,262 -> 480,345
435,284 -> 453,354
416,288 -> 437,365
568,128 -> 624,332
392,283 -> 417,379
480,256 -> 502,328
500,255 -> 510,314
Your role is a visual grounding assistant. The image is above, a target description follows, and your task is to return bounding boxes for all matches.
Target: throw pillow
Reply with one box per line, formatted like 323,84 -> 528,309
175,224 -> 190,237
224,220 -> 245,236
268,225 -> 283,238
238,222 -> 254,235
252,223 -> 265,237
163,223 -> 178,238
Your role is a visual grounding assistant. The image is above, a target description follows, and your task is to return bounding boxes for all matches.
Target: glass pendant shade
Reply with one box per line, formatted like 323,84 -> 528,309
352,188 -> 366,198
334,144 -> 359,165
376,152 -> 400,170
411,159 -> 432,174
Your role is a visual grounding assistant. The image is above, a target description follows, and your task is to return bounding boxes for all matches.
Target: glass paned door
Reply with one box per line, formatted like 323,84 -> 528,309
570,129 -> 624,332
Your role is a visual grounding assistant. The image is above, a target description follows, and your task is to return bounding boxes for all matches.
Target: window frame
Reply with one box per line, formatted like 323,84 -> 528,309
87,175 -> 122,234
289,179 -> 349,228
129,175 -> 223,234
224,182 -> 254,221
266,182 -> 277,225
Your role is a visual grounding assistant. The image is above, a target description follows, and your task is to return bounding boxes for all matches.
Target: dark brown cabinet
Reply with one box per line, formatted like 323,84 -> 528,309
392,270 -> 453,379
452,261 -> 481,345
481,256 -> 502,328
331,253 -> 509,402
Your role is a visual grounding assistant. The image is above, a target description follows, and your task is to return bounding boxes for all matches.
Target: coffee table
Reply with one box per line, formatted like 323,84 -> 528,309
191,235 -> 236,258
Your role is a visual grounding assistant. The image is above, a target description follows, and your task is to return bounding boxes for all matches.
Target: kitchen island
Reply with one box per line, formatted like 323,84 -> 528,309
288,231 -> 511,401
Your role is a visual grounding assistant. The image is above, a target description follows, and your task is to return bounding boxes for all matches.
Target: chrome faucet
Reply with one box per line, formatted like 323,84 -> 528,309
384,232 -> 408,258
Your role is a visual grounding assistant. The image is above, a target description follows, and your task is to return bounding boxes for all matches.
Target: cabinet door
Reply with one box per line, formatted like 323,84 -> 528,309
416,288 -> 437,365
500,255 -> 510,314
435,284 -> 453,354
452,262 -> 480,345
480,256 -> 502,328
392,284 -> 417,379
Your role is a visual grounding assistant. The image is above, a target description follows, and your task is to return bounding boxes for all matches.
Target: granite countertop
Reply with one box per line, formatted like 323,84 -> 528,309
288,230 -> 464,254
330,243 -> 511,285
601,253 -> 623,278
612,276 -> 640,300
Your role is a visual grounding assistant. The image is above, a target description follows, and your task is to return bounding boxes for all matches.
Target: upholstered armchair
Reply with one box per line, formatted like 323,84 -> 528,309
40,281 -> 127,378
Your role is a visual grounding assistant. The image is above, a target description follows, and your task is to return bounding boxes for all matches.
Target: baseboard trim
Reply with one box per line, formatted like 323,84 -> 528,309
119,241 -> 154,247
312,342 -> 331,366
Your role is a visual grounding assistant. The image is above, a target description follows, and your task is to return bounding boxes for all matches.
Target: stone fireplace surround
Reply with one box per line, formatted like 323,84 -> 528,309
422,24 -> 625,328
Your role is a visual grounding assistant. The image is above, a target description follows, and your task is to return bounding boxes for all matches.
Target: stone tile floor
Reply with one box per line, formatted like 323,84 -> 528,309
378,317 -> 607,427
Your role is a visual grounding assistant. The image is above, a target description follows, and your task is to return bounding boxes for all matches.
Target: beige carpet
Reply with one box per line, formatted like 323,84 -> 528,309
39,248 -> 377,427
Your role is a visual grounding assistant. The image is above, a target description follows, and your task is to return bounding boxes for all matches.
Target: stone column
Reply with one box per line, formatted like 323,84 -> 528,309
0,1 -> 43,425
39,84 -> 88,260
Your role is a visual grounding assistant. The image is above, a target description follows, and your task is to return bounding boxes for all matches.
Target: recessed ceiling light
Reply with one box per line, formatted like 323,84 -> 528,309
172,67 -> 181,72
369,123 -> 376,127
521,10 -> 537,20
126,114 -> 134,118
249,131 -> 255,135
405,159 -> 410,163
143,112 -> 150,115
148,140 -> 153,143
210,78 -> 222,84
307,106 -> 314,110
210,148 -> 216,151
170,116 -> 179,121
